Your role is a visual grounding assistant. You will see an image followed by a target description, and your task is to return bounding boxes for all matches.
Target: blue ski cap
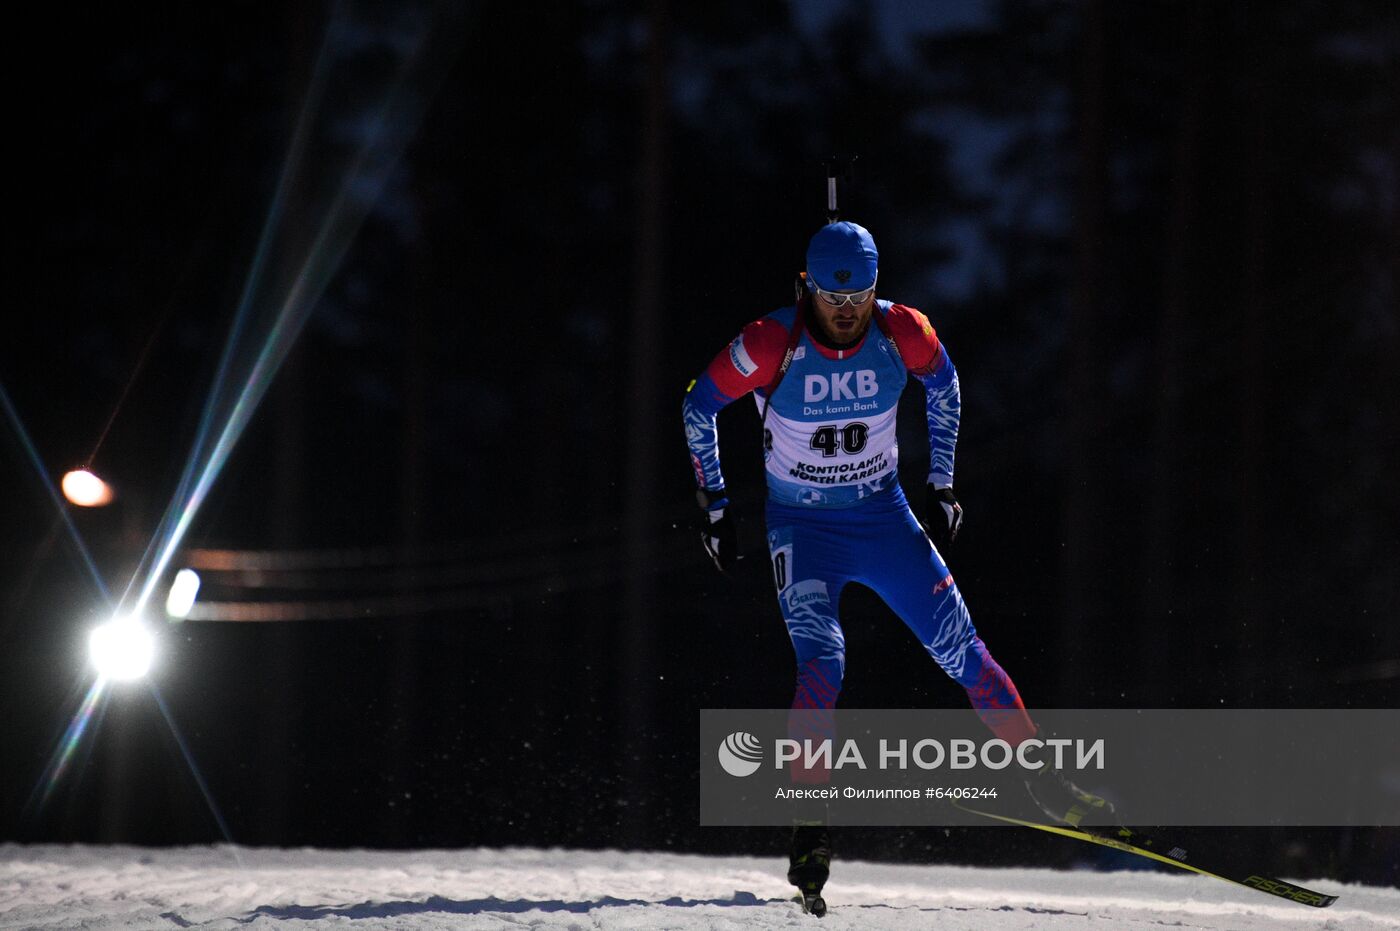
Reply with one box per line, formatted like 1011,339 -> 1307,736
806,221 -> 878,292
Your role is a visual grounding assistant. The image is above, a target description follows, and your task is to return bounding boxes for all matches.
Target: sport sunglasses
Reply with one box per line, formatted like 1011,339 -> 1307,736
805,271 -> 878,307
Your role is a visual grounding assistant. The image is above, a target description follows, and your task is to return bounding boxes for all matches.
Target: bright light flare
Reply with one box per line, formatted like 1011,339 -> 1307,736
165,569 -> 201,620
26,677 -> 109,816
62,469 -> 113,507
88,615 -> 156,681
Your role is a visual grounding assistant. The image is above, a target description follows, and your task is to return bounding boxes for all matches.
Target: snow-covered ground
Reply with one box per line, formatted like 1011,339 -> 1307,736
1,845 -> 1395,930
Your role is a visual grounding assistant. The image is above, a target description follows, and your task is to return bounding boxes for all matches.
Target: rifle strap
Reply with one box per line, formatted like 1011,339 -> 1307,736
760,279 -> 810,427
870,305 -> 903,366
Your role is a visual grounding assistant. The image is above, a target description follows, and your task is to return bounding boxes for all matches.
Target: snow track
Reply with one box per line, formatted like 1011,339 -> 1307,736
2,845 -> 1395,929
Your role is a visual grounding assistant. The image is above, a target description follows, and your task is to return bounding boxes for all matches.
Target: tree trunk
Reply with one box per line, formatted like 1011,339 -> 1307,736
1061,0 -> 1109,699
620,0 -> 668,842
1139,1 -> 1205,703
1232,17 -> 1276,704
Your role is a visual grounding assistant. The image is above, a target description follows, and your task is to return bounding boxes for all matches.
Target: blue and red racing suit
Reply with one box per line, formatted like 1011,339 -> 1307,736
684,300 -> 1037,777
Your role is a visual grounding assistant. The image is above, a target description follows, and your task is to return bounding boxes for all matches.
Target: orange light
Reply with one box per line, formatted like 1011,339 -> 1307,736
61,470 -> 114,507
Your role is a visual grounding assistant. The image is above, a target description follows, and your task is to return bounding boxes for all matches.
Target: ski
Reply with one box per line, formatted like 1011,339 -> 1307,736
952,801 -> 1339,908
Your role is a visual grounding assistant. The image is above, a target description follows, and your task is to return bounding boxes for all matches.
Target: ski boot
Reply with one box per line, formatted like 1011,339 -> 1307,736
787,821 -> 831,917
1023,764 -> 1116,829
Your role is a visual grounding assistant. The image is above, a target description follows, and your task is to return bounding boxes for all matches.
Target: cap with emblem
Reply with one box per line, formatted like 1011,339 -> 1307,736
805,221 -> 878,292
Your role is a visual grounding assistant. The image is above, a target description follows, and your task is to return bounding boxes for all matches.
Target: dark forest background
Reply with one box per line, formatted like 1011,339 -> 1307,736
2,0 -> 1397,884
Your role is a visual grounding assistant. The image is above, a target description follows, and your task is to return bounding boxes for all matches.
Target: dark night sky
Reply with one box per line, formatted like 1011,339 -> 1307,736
1,0 -> 1397,884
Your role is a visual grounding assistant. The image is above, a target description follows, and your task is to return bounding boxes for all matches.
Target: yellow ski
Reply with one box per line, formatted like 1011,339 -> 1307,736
952,801 -> 1339,908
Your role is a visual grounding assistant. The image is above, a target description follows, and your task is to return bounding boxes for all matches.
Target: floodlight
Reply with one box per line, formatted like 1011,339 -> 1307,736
62,470 -> 113,507
165,569 -> 201,620
89,615 -> 155,681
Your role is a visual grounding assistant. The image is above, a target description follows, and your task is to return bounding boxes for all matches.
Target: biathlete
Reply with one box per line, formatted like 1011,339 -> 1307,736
682,220 -> 1110,914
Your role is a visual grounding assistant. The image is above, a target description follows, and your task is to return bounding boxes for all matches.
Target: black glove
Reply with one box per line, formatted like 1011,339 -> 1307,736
695,487 -> 737,574
923,485 -> 963,547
